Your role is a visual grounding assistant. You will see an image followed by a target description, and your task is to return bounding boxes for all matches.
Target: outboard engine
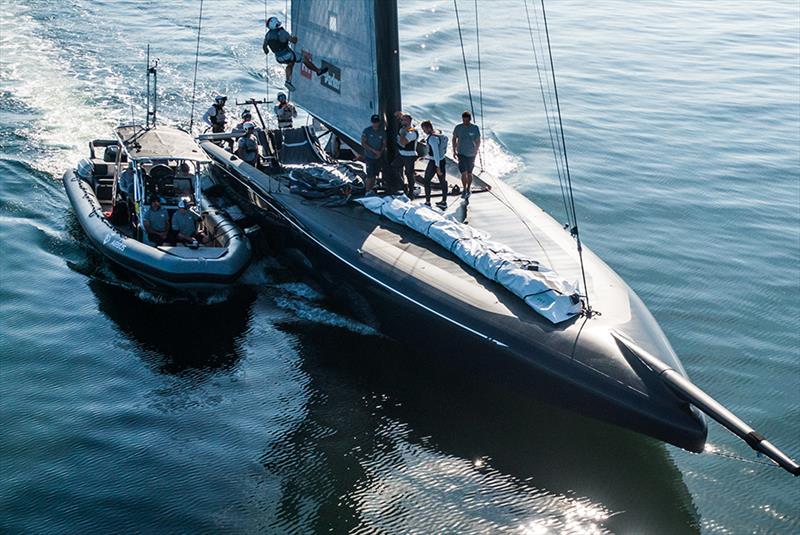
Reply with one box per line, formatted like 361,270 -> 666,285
76,158 -> 94,180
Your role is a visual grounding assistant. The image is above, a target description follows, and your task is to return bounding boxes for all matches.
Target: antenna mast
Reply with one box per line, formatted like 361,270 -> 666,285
145,45 -> 159,128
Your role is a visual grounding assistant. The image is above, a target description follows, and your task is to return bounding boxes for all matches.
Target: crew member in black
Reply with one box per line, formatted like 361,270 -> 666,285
361,114 -> 387,195
274,92 -> 297,129
232,109 -> 253,134
202,95 -> 227,133
236,122 -> 260,166
390,111 -> 419,197
263,16 -> 328,92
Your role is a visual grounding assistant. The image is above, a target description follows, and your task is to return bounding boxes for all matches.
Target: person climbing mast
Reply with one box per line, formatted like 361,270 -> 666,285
263,16 -> 328,92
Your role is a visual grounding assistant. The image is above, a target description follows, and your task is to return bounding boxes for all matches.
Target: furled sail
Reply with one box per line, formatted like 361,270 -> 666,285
354,195 -> 583,324
290,0 -> 378,144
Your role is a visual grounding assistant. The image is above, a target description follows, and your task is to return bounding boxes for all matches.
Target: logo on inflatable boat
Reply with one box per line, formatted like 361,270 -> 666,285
319,60 -> 341,94
103,233 -> 127,252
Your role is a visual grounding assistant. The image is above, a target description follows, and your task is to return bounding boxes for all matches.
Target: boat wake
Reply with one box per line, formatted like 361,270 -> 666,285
271,285 -> 379,337
0,3 -> 124,176
238,258 -> 378,335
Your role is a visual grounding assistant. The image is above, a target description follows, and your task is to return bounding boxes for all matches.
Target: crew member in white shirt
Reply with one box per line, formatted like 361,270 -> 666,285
420,120 -> 448,209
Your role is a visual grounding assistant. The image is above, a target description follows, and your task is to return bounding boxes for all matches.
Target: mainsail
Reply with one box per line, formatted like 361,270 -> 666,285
290,0 -> 379,144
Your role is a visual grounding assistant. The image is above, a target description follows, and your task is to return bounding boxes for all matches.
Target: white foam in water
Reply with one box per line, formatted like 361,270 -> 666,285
273,295 -> 377,336
0,2 -> 230,173
266,278 -> 376,335
456,135 -> 522,182
0,4 -> 125,176
275,283 -> 323,302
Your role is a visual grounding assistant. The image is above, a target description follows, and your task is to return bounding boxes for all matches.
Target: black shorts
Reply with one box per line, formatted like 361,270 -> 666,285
275,48 -> 299,65
365,158 -> 383,179
457,154 -> 475,173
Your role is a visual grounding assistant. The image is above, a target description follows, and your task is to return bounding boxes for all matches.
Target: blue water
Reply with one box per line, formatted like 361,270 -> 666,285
1,0 -> 798,532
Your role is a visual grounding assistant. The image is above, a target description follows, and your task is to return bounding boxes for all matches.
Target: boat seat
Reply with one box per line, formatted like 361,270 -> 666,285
95,182 -> 114,202
278,127 -> 329,165
90,159 -> 116,177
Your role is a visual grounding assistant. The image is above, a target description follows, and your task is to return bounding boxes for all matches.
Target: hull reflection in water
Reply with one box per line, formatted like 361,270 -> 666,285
88,279 -> 256,375
252,323 -> 700,534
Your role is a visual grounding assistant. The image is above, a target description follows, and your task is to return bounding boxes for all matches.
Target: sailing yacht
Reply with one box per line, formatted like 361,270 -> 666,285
200,0 -> 798,474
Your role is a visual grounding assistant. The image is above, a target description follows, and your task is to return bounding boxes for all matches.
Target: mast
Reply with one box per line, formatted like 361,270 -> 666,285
374,0 -> 402,161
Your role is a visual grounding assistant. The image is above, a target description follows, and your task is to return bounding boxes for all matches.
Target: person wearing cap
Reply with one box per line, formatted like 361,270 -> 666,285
143,197 -> 169,246
232,109 -> 254,134
171,199 -> 208,245
235,122 -> 259,166
360,114 -> 387,194
452,110 -> 481,199
390,111 -> 419,197
273,93 -> 297,129
263,16 -> 328,92
420,120 -> 449,209
202,95 -> 228,133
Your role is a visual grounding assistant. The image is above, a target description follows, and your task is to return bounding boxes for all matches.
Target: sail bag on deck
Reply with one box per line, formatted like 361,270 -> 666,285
354,196 -> 583,324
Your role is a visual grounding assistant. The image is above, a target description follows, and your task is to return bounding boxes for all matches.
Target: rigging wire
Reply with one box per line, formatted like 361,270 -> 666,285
522,0 -> 572,227
453,0 -> 477,124
473,0 -> 485,172
532,2 -> 572,224
452,0 -> 556,268
264,0 -> 270,109
188,0 -> 204,132
538,0 -> 591,309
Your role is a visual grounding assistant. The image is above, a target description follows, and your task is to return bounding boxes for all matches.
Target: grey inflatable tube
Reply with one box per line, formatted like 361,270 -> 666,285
63,169 -> 251,289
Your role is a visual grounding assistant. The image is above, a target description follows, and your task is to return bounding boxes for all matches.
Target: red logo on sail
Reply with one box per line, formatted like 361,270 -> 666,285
300,50 -> 313,80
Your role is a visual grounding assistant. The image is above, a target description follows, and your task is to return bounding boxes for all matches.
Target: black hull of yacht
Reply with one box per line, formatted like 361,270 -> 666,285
63,169 -> 252,291
287,239 -> 708,453
205,145 -> 709,453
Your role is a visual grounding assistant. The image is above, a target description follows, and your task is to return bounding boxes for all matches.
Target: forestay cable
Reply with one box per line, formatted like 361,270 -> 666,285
523,0 -> 572,228
453,0 -> 477,123
265,0 -> 270,106
188,0 -> 204,132
533,3 -> 572,226
473,0 -> 485,171
538,0 -> 591,310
